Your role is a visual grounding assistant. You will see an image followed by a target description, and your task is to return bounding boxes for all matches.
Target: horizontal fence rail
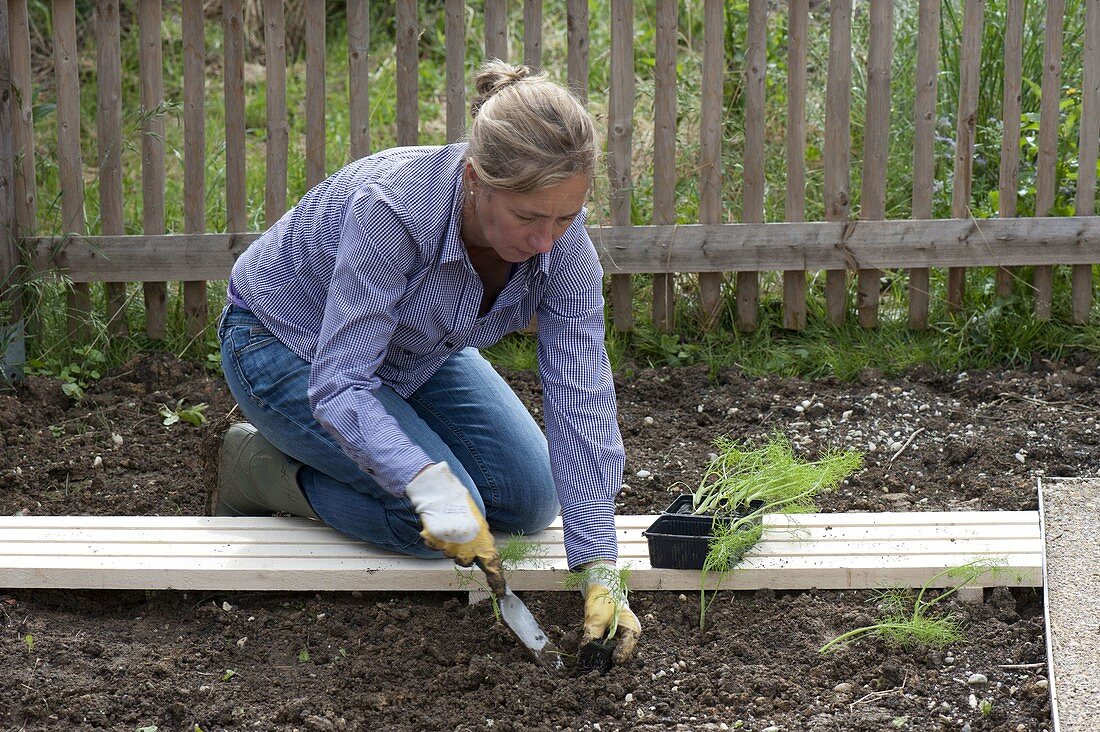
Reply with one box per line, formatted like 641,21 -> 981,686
2,0 -> 1100,351
26,217 -> 1100,283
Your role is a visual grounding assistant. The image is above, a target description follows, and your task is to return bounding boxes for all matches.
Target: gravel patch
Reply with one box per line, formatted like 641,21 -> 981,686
1041,476 -> 1100,731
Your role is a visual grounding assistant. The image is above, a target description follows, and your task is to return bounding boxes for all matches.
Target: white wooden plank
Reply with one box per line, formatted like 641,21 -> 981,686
0,528 -> 1034,556
0,553 -> 1042,592
0,512 -> 1042,591
762,511 -> 1038,527
0,514 -> 1039,548
0,520 -> 1038,541
0,515 -> 337,529
760,524 -> 1039,540
1,535 -> 1037,560
746,539 -> 1038,557
0,551 -> 1041,575
0,510 -> 1038,529
0,517 -> 1039,544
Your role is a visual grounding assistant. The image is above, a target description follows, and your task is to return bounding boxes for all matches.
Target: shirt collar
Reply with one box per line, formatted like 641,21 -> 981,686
531,250 -> 551,277
440,165 -> 468,265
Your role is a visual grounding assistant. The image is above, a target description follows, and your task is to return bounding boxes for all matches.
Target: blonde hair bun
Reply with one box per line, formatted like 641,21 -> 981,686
466,59 -> 598,193
470,61 -> 536,119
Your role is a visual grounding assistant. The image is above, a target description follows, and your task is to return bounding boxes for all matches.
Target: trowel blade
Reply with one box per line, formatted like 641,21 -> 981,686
497,588 -> 563,670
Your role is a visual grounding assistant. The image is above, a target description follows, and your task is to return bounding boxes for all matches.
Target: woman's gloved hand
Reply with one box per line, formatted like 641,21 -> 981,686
404,462 -> 504,593
576,560 -> 642,664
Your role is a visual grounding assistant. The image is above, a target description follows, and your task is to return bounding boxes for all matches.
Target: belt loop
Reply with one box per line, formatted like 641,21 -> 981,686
216,304 -> 233,335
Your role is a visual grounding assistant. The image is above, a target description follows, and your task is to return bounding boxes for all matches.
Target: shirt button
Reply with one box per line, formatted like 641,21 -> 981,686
444,341 -> 455,349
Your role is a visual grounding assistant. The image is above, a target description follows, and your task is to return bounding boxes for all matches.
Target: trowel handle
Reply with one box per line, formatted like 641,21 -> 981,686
474,554 -> 507,597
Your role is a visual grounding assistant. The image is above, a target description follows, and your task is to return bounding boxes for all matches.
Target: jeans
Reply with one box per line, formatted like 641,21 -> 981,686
218,304 -> 559,557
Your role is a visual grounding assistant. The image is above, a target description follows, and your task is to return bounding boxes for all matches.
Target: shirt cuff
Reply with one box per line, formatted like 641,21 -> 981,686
560,498 -> 619,570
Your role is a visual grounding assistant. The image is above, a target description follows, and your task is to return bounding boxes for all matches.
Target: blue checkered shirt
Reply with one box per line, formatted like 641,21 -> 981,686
228,143 -> 624,568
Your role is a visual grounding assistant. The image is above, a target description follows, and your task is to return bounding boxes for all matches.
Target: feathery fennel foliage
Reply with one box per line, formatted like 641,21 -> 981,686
819,558 -> 1008,653
698,434 -> 862,629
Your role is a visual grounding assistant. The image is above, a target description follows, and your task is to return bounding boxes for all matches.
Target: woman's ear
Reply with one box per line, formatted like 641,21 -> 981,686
464,163 -> 480,197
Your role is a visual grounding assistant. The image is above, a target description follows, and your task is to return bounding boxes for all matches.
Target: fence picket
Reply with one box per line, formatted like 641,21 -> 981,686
305,0 -> 326,189
948,0 -> 984,312
609,0 -> 634,332
738,0 -> 766,331
224,0 -> 246,234
486,0 -> 507,61
52,0 -> 90,341
1033,0 -> 1067,320
264,0 -> 288,225
698,0 -> 724,327
445,0 -> 465,141
824,0 -> 852,326
1073,0 -> 1100,323
524,0 -> 542,69
347,0 -> 370,158
0,0 -> 13,329
857,0 -> 892,329
97,0 -> 127,339
783,0 -> 809,331
396,0 -> 418,146
996,0 -> 1024,300
652,0 -> 677,332
567,0 -> 588,101
183,0 -> 206,342
139,0 -> 166,340
909,0 -> 939,330
9,0 -> 35,331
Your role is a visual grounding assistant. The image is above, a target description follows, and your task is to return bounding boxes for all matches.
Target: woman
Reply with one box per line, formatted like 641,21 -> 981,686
212,60 -> 640,664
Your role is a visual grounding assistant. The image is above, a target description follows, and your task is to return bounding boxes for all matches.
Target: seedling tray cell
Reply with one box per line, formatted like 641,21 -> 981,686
644,496 -> 765,570
664,493 -> 704,516
643,514 -> 716,569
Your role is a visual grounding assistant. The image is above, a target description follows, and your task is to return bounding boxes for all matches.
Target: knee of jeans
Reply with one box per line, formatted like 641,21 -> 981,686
531,492 -> 562,533
503,485 -> 560,535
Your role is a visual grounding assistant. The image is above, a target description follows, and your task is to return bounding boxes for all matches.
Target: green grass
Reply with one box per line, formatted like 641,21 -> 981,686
9,0 -> 1100,383
487,264 -> 1100,380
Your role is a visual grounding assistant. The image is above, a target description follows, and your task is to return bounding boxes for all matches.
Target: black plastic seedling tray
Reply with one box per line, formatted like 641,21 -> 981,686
642,514 -> 717,569
643,494 -> 764,570
663,493 -> 706,516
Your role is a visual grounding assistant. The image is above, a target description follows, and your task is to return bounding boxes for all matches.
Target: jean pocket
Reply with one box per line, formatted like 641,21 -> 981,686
228,323 -> 280,357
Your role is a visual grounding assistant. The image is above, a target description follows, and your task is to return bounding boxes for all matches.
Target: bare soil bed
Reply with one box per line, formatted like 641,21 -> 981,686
4,351 -> 1098,731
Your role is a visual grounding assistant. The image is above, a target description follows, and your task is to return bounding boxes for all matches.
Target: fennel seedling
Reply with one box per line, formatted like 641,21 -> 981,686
456,534 -> 547,620
697,433 -> 862,629
693,434 -> 862,518
818,558 -> 1007,653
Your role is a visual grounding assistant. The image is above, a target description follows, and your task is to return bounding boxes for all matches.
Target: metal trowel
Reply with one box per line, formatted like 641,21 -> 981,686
476,557 -> 563,669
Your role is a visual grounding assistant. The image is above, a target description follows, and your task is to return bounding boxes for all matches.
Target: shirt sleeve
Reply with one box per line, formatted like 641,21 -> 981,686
307,185 -> 434,495
536,226 -> 626,569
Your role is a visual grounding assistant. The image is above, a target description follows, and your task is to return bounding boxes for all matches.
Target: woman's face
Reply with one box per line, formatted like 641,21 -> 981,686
463,167 -> 589,263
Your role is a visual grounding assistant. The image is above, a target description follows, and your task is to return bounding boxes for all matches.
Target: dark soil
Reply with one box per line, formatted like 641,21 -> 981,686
5,351 -> 1097,731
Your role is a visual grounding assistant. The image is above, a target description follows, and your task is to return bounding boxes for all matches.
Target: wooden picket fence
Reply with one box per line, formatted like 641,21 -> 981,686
1,0 -> 1099,351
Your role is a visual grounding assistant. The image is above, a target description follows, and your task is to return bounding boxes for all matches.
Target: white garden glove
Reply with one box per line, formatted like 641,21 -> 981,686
405,462 -> 504,594
577,560 -> 642,664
